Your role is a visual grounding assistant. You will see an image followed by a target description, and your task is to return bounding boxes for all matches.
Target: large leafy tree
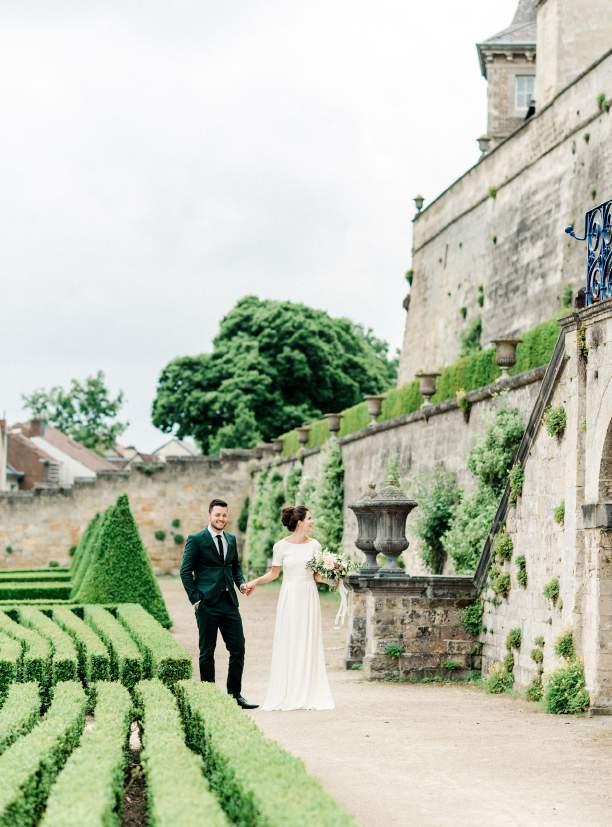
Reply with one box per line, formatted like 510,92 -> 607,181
22,371 -> 128,452
152,296 -> 397,452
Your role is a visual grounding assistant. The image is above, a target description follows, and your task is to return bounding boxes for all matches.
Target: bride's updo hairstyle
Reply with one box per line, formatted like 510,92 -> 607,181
281,504 -> 308,532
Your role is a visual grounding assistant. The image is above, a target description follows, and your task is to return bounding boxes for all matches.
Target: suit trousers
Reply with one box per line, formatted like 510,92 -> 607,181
195,592 -> 245,697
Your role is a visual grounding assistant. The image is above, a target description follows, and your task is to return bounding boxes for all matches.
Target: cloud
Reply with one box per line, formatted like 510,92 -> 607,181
1,0 -> 518,447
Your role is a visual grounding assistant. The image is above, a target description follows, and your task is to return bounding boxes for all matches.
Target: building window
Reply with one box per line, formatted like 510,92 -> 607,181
515,75 -> 535,112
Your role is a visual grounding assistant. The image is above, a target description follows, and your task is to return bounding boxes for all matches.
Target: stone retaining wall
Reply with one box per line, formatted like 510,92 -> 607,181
0,454 -> 253,574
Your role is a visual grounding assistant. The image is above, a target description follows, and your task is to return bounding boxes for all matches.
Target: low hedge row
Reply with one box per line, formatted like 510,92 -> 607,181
52,607 -> 111,684
0,683 -> 40,754
0,569 -> 70,575
135,680 -> 228,827
83,606 -> 143,689
0,611 -> 50,688
0,571 -> 71,582
17,608 -> 78,684
116,604 -> 191,685
0,583 -> 71,601
0,633 -> 22,699
40,681 -> 132,827
177,681 -> 355,826
0,681 -> 86,827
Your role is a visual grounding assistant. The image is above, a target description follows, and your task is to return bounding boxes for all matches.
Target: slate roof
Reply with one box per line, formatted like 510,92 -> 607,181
477,0 -> 537,77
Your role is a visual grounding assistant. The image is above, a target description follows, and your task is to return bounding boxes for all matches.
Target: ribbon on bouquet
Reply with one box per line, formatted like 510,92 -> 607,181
334,578 -> 349,628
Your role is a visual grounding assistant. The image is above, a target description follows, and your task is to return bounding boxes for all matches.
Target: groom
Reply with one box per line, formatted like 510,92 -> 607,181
180,498 -> 258,709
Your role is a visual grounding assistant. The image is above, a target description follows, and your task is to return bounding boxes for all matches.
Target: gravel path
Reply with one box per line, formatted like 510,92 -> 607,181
161,576 -> 612,827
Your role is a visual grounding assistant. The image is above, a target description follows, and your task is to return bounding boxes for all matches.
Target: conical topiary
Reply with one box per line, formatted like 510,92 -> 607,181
71,506 -> 112,598
70,512 -> 100,590
74,494 -> 171,627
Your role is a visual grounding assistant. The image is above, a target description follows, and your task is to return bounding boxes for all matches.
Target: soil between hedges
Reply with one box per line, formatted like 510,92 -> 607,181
162,575 -> 612,827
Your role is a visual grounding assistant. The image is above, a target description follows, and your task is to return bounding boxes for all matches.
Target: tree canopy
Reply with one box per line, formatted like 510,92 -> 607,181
152,296 -> 397,453
22,371 -> 128,452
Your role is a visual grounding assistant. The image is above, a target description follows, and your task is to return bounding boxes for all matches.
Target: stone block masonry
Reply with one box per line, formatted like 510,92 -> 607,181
399,49 -> 612,385
347,574 -> 477,679
0,453 -> 253,574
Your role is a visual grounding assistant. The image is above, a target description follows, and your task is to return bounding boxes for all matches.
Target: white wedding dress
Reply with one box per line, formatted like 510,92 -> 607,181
262,538 -> 335,711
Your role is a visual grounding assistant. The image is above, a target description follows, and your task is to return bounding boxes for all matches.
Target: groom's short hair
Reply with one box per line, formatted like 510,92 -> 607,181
209,498 -> 228,512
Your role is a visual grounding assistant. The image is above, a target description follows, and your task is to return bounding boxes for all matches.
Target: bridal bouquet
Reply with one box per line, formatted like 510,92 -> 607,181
305,547 -> 359,584
306,548 -> 359,628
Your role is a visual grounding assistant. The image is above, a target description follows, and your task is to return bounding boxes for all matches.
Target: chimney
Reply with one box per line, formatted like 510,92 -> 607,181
30,418 -> 47,438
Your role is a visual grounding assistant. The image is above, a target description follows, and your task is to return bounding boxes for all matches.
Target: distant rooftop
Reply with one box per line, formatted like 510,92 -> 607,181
477,0 -> 537,77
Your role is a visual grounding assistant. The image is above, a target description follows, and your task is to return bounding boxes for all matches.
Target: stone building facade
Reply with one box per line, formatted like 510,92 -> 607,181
477,304 -> 612,711
399,0 -> 612,385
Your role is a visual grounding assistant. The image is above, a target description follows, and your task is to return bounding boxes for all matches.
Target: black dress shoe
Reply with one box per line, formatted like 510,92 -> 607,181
234,695 -> 259,709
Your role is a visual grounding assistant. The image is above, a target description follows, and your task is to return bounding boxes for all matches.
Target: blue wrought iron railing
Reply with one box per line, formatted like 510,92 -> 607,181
565,199 -> 612,306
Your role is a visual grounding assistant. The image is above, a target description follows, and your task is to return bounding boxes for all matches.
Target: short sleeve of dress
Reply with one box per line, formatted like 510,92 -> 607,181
271,541 -> 284,567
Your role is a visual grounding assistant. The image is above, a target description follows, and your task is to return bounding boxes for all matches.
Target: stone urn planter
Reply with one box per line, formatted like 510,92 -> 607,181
492,338 -> 521,378
296,425 -> 311,446
348,485 -> 378,572
324,412 -> 343,435
371,474 -> 417,574
269,439 -> 283,454
364,395 -> 385,424
415,371 -> 440,406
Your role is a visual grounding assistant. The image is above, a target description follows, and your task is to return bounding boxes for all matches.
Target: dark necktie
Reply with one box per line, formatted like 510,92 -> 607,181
215,534 -> 224,562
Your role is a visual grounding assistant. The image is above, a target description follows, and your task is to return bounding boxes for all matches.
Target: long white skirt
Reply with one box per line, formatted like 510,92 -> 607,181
262,579 -> 334,711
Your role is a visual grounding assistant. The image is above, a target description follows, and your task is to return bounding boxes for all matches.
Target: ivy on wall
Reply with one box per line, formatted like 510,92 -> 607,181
442,407 -> 524,574
246,441 -> 345,572
279,318 -> 559,458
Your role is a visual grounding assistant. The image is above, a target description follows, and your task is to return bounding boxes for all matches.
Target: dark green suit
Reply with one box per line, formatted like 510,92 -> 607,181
180,528 -> 246,695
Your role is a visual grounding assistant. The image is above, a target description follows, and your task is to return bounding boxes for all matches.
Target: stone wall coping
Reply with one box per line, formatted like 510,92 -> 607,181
582,502 -> 612,529
347,572 -> 475,597
0,446 -> 253,501
259,365 -> 546,470
72,477 -> 97,488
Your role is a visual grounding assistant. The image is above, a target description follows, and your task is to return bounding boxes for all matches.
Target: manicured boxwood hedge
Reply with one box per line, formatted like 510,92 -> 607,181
69,511 -> 101,593
177,681 -> 355,826
0,683 -> 40,754
0,681 -> 86,827
52,607 -> 111,684
135,680 -> 229,827
0,611 -> 51,688
40,681 -> 132,827
17,608 -> 78,684
115,604 -> 191,685
0,633 -> 22,700
0,571 -> 71,582
75,496 -> 171,628
0,583 -> 71,601
83,606 -> 143,689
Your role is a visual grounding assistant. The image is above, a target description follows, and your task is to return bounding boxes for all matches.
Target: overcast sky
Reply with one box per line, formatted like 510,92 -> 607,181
1,1 -> 518,450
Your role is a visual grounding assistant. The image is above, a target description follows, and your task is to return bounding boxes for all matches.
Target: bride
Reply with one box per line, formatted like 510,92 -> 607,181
245,504 -> 334,711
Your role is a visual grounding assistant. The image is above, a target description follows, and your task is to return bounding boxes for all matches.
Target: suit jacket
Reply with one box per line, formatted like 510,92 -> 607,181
180,528 -> 245,608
